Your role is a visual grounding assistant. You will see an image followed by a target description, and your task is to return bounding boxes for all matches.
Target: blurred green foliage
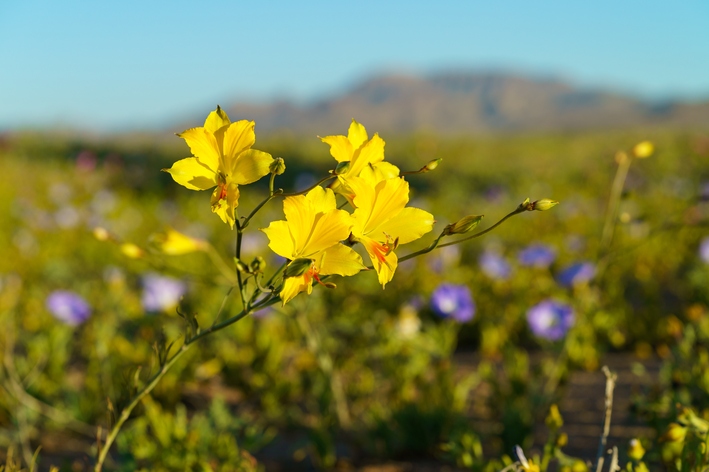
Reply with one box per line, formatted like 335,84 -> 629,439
1,127 -> 709,469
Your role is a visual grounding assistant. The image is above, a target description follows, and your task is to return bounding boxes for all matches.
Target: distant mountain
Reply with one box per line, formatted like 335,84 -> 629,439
223,72 -> 709,135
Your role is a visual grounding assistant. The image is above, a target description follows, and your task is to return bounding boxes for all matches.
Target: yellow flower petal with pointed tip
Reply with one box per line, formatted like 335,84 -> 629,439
347,119 -> 368,150
359,161 -> 400,183
167,107 -> 274,226
349,133 -> 385,178
203,105 -> 231,134
319,243 -> 366,277
319,135 -> 353,162
163,157 -> 218,191
262,220 -> 295,259
176,127 -> 221,173
348,176 -> 434,287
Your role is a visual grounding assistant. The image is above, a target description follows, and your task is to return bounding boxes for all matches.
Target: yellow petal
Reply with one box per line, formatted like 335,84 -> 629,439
376,207 -> 435,245
317,244 -> 365,277
302,209 -> 354,257
231,149 -> 273,185
154,227 -> 207,255
177,127 -> 221,173
360,237 -> 398,288
319,135 -> 353,163
260,220 -> 295,259
306,186 -> 337,214
348,119 -> 369,150
280,274 -> 310,306
348,133 -> 385,178
203,106 -> 231,134
211,183 -> 240,229
349,177 -> 409,236
163,157 -> 218,191
222,120 -> 256,163
359,161 -> 401,184
283,195 -> 316,254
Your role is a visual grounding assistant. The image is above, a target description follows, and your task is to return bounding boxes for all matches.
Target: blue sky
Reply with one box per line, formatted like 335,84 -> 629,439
1,0 -> 708,131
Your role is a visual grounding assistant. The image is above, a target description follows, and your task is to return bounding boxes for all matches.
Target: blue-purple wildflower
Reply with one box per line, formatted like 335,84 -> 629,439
518,243 -> 557,268
141,273 -> 187,313
700,236 -> 709,264
557,262 -> 596,287
479,250 -> 512,280
527,299 -> 574,340
46,290 -> 91,326
430,284 -> 476,322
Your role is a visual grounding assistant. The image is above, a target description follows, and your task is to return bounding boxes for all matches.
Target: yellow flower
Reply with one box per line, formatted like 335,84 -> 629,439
260,186 -> 365,305
320,119 -> 400,199
163,106 -> 274,228
151,227 -> 207,255
347,176 -> 435,287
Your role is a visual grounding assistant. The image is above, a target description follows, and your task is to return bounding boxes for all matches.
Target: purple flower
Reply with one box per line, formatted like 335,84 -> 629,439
518,243 -> 557,268
557,262 -> 596,287
700,236 -> 709,264
479,250 -> 512,280
430,284 -> 475,322
46,291 -> 91,326
141,273 -> 186,313
527,299 -> 574,340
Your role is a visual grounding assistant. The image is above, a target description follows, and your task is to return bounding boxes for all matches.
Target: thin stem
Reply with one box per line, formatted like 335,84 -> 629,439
241,192 -> 280,230
280,174 -> 336,197
95,294 -> 279,471
438,208 -> 525,249
395,231 -> 448,265
268,172 -> 276,196
234,220 -> 247,310
599,155 -> 633,257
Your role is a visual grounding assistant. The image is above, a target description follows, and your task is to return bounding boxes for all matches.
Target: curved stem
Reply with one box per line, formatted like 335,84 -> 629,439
394,231 -> 447,264
95,294 -> 279,471
437,209 -> 524,248
280,174 -> 336,197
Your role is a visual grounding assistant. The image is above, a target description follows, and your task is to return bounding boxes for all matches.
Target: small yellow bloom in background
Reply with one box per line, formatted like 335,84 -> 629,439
632,141 -> 654,158
163,106 -> 274,229
348,176 -> 435,288
93,227 -> 111,241
151,227 -> 208,255
260,186 -> 365,305
120,243 -> 145,259
320,119 -> 400,198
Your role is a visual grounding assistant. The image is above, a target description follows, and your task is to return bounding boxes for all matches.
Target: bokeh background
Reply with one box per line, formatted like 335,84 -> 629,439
2,1 -> 709,470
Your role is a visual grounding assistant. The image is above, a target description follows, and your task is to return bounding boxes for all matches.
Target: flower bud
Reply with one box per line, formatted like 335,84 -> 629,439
120,243 -> 144,259
556,432 -> 568,447
659,422 -> 687,443
284,258 -> 314,278
628,438 -> 646,461
250,256 -> 266,273
323,282 -> 337,289
632,141 -> 654,158
421,158 -> 442,173
545,404 -> 564,430
269,157 -> 286,175
93,227 -> 111,242
152,227 -> 207,255
334,161 -> 351,175
233,258 -> 250,273
530,199 -> 559,211
444,215 -> 483,235
517,198 -> 532,211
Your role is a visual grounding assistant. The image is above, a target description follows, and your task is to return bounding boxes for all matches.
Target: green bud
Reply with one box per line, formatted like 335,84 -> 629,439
284,258 -> 314,278
421,158 -> 442,173
269,157 -> 286,175
530,199 -> 559,211
517,197 -> 532,211
323,282 -> 337,289
334,161 -> 351,175
444,215 -> 483,235
545,404 -> 564,430
250,256 -> 266,273
234,257 -> 250,273
628,439 -> 646,461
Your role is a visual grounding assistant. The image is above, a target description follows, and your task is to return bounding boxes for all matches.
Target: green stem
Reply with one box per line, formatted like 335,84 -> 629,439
437,208 -> 524,249
234,220 -> 247,310
94,294 -> 279,471
599,155 -> 633,258
395,231 -> 448,265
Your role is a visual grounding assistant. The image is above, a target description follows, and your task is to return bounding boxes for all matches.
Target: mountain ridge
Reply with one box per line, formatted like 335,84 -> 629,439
222,72 -> 709,135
